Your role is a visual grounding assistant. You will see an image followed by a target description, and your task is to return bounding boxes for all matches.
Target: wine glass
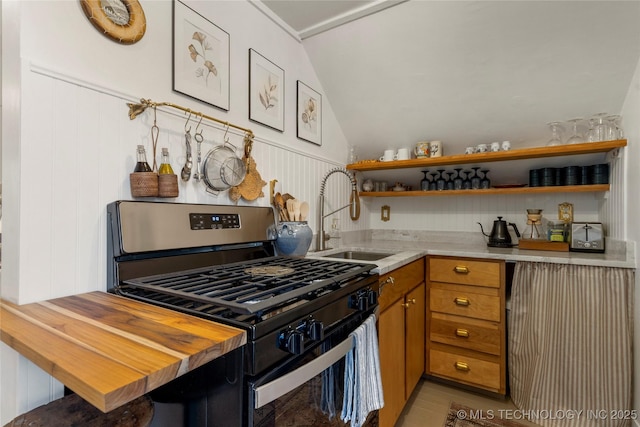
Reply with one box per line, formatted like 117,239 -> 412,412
436,169 -> 446,191
453,168 -> 463,190
470,167 -> 481,189
420,170 -> 430,191
429,172 -> 439,191
462,170 -> 472,189
565,118 -> 584,145
445,171 -> 454,190
547,121 -> 564,146
480,169 -> 491,189
605,115 -> 623,140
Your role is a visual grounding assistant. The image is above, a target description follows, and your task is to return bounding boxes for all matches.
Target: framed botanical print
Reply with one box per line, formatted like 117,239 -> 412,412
173,0 -> 230,111
249,49 -> 284,132
296,81 -> 322,145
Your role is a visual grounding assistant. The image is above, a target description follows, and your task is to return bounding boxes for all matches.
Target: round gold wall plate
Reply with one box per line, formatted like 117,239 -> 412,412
80,0 -> 146,45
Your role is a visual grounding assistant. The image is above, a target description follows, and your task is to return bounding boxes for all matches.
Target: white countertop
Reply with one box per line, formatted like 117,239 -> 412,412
306,231 -> 636,274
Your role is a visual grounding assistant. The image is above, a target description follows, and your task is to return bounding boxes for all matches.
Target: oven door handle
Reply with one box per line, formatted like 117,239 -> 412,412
254,334 -> 354,409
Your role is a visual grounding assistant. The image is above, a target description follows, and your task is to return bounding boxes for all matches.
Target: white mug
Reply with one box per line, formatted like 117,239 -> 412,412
429,141 -> 443,157
396,148 -> 410,160
476,143 -> 488,153
502,141 -> 511,151
465,146 -> 476,155
379,149 -> 394,162
490,142 -> 501,152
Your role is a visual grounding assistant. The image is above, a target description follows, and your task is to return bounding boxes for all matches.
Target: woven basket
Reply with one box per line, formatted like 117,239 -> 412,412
158,174 -> 179,198
130,172 -> 159,197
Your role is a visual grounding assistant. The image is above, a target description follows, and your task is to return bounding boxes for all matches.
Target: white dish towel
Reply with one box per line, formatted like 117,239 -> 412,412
341,314 -> 384,427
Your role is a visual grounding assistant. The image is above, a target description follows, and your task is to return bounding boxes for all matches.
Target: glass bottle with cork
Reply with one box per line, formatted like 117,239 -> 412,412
159,148 -> 174,174
157,147 -> 179,198
134,145 -> 152,172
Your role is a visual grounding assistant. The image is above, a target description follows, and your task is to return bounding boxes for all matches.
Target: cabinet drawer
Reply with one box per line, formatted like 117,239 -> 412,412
430,313 -> 501,355
378,258 -> 425,311
430,288 -> 500,322
429,348 -> 501,391
429,257 -> 502,288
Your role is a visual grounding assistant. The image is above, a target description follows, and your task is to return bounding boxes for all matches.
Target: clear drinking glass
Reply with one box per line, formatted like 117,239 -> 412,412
605,115 -> 623,140
547,122 -> 564,146
591,113 -> 608,142
565,118 -> 584,144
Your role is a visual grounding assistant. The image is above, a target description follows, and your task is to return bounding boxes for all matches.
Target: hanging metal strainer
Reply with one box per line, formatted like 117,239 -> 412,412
202,142 -> 246,193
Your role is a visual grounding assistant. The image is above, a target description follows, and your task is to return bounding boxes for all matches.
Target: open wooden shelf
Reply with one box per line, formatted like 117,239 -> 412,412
359,184 -> 610,197
347,140 -> 626,172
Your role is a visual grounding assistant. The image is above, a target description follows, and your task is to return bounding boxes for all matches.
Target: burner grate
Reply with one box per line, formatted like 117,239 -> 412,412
120,256 -> 374,315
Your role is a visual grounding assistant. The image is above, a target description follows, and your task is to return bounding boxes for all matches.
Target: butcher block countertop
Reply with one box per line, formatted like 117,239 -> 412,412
0,291 -> 246,413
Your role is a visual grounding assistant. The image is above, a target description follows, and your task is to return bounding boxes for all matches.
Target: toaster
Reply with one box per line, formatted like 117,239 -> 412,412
570,222 -> 605,253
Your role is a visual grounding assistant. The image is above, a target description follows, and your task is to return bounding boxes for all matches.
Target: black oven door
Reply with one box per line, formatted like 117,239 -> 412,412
246,310 -> 379,427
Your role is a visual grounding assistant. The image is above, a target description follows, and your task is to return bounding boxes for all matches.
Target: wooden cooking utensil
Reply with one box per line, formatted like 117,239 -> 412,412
286,199 -> 296,222
292,199 -> 301,221
275,192 -> 286,221
299,201 -> 309,221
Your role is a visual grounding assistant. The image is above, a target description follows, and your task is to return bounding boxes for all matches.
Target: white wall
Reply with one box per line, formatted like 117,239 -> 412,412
0,0 -> 366,422
620,55 -> 640,420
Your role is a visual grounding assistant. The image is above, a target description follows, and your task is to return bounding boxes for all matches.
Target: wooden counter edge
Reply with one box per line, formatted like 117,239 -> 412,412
0,292 -> 247,412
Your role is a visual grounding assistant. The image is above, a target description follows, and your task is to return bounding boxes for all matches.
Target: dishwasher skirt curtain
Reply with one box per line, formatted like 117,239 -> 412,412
509,262 -> 634,427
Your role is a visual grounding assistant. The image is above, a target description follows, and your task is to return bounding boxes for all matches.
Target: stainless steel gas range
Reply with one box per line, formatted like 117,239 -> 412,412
107,201 -> 380,427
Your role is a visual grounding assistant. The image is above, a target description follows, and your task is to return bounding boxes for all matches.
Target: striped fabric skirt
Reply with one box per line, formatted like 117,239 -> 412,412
509,262 -> 634,427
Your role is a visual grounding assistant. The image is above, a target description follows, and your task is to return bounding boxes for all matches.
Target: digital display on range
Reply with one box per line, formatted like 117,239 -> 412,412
189,213 -> 241,230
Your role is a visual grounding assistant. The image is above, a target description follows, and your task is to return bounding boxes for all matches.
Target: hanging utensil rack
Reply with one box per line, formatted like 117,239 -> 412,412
126,98 -> 255,140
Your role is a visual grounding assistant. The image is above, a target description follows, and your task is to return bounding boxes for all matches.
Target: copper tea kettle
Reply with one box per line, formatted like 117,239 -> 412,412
478,216 -> 521,247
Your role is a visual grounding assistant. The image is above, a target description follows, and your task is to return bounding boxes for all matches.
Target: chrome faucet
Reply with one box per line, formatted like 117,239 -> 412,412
317,168 -> 360,251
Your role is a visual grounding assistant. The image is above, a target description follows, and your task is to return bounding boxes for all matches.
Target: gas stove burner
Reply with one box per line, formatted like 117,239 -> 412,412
244,266 -> 295,277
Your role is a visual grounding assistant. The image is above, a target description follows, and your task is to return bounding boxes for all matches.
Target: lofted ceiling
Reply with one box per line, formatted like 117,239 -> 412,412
260,1 -> 640,184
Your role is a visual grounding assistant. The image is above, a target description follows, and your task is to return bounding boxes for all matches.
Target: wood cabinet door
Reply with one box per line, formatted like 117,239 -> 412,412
378,299 -> 406,427
405,282 -> 426,399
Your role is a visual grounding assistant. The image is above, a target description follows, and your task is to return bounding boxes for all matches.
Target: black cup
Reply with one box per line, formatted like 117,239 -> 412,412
529,169 -> 541,187
580,165 -> 593,185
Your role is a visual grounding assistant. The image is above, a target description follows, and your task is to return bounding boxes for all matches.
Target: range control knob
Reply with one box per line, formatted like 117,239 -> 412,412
349,290 -> 369,311
306,317 -> 324,341
278,328 -> 305,355
367,288 -> 378,306
349,288 -> 377,311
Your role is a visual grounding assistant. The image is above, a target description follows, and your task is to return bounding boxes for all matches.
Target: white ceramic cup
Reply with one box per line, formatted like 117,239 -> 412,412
429,141 -> 443,157
396,148 -> 410,160
379,149 -> 394,162
502,141 -> 511,151
491,142 -> 501,152
465,146 -> 476,154
476,143 -> 488,153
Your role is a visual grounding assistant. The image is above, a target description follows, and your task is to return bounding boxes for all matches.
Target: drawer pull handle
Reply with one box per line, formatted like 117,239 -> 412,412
455,328 -> 469,338
379,276 -> 395,295
454,361 -> 470,371
453,265 -> 470,274
454,297 -> 470,306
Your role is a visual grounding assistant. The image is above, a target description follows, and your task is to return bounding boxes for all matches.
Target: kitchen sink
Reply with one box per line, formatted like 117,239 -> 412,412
321,250 -> 394,261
